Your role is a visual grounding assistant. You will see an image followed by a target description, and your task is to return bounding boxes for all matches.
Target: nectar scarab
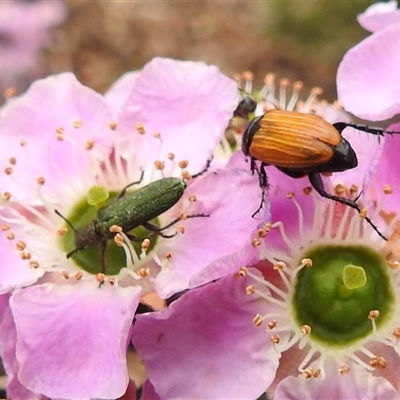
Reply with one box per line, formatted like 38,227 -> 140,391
242,109 -> 399,240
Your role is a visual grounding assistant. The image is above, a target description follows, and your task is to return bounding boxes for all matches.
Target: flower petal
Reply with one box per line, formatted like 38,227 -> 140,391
118,57 -> 240,174
337,23 -> 400,121
0,73 -> 115,204
0,294 -> 41,400
153,162 -> 263,297
0,208 -> 44,294
104,71 -> 140,118
10,282 -> 141,399
132,270 -> 280,400
357,0 -> 400,33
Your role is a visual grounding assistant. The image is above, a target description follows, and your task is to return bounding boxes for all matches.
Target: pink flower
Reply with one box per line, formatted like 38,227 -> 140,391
0,58 -> 262,399
0,0 -> 67,93
132,76 -> 400,399
337,1 -> 400,121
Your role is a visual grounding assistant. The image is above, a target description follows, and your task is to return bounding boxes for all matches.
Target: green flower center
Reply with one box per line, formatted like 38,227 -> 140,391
293,244 -> 394,347
57,190 -> 156,276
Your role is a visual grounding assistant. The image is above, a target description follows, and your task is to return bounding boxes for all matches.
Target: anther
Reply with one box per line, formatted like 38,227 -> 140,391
253,314 -> 263,326
271,334 -> 280,344
9,157 -> 16,165
178,160 -> 189,169
189,195 -> 197,202
268,320 -> 277,329
74,271 -> 83,280
303,186 -> 312,195
20,252 -> 31,260
264,73 -> 275,84
109,121 -> 117,130
6,232 -> 15,240
57,133 -> 64,141
29,261 -> 39,269
286,192 -> 294,199
16,240 -> 26,251
182,170 -> 191,180
20,140 -> 27,147
302,258 -> 313,267
246,285 -> 256,295
57,227 -> 68,236
311,87 -> 323,96
55,127 -> 64,134
110,225 -> 122,233
73,120 -> 83,129
180,213 -> 188,220
5,167 -> 12,175
303,368 -> 321,379
141,238 -> 150,252
86,140 -> 94,150
96,273 -> 105,284
2,192 -> 11,200
60,271 -> 70,279
368,310 -> 380,320
280,78 -> 289,88
388,260 -> 400,269
166,252 -> 173,260
257,228 -> 267,238
114,233 -> 124,246
350,184 -> 359,196
338,365 -> 350,375
370,356 -> 387,369
242,71 -> 254,81
168,153 -> 175,161
2,224 -> 9,231
359,208 -> 368,219
274,261 -> 286,270
239,266 -> 248,276
37,177 -> 45,185
4,87 -> 16,98
293,81 -> 303,91
393,327 -> 400,339
154,160 -> 165,170
335,184 -> 345,196
108,278 -> 116,286
136,123 -> 146,134
138,268 -> 150,278
252,238 -> 261,247
300,325 -> 311,335
383,185 -> 393,195
176,226 -> 185,234
154,132 -> 161,139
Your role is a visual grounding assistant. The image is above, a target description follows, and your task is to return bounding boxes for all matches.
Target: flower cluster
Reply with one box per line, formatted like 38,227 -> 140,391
0,58 -> 265,399
1,2 -> 400,399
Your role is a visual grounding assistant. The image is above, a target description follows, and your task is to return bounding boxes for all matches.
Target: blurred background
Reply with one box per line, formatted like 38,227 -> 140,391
1,0 -> 378,105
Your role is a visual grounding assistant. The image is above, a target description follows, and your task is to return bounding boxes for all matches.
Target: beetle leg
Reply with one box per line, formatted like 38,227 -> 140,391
117,170 -> 145,200
308,173 -> 387,241
251,161 -> 268,218
143,213 -> 210,235
191,156 -> 214,179
100,238 -> 108,273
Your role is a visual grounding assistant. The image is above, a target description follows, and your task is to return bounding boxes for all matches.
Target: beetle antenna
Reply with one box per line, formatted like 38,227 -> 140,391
55,209 -> 77,233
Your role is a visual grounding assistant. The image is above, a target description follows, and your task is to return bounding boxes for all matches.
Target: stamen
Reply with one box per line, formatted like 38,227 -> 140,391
286,81 -> 303,111
287,192 -> 304,238
338,365 -> 350,375
75,271 -> 83,280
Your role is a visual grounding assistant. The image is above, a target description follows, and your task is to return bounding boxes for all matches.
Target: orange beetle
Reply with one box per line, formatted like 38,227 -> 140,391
242,109 -> 393,240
